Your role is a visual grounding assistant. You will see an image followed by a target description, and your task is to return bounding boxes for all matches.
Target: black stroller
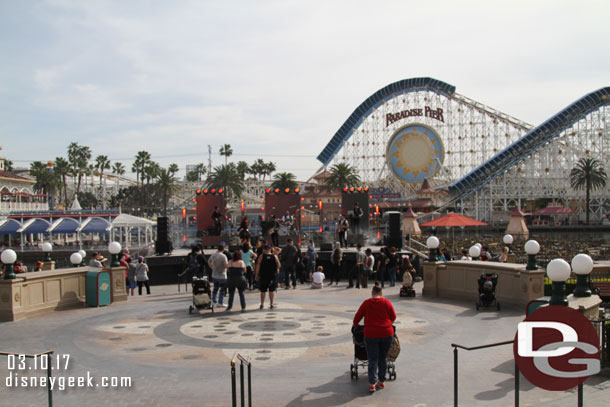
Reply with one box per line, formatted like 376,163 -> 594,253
349,325 -> 397,381
475,273 -> 500,311
189,276 -> 214,314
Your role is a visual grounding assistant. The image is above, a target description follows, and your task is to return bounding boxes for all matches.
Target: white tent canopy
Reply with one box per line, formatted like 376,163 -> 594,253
109,214 -> 156,249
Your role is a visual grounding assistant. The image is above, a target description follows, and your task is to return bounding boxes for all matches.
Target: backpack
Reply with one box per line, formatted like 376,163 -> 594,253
188,253 -> 200,275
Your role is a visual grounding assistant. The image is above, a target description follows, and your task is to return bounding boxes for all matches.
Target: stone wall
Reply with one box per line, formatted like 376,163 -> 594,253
0,266 -> 127,321
423,260 -> 546,309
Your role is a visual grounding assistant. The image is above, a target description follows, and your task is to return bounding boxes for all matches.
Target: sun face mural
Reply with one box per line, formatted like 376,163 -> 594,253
386,124 -> 445,183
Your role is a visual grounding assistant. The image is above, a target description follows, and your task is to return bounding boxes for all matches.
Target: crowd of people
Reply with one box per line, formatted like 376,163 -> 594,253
181,235 -> 422,313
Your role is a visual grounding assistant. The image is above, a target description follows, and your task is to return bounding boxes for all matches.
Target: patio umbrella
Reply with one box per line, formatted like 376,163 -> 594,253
420,212 -> 488,227
420,213 -> 488,253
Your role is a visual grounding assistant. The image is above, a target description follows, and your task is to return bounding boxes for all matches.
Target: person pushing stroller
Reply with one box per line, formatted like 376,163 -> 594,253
352,283 -> 397,393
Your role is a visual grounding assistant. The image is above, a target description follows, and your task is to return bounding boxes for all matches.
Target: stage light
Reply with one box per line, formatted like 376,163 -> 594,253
349,187 -> 355,192
364,187 -> 369,192
192,198 -> 196,202
182,208 -> 186,219
211,188 -> 216,194
265,189 -> 271,194
294,188 -> 300,193
193,216 -> 197,220
343,187 -> 348,192
284,188 -> 290,193
241,202 -> 245,212
318,200 -> 323,210
274,188 -> 280,194
203,189 -> 208,194
375,205 -> 379,215
218,188 -> 223,194
357,187 -> 362,192
196,189 -> 201,195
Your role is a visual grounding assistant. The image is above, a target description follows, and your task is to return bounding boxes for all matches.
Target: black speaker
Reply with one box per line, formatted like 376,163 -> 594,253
387,212 -> 402,249
157,216 -> 169,241
155,240 -> 172,255
320,243 -> 333,251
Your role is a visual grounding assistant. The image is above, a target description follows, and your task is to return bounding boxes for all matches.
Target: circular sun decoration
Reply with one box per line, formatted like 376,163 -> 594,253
386,123 -> 445,183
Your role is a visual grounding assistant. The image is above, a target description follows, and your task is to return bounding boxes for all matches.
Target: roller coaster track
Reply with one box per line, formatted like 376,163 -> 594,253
449,87 -> 610,203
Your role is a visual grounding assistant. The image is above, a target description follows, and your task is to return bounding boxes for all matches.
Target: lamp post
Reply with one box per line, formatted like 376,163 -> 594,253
571,253 -> 593,297
469,245 -> 480,260
42,242 -> 53,262
78,250 -> 86,267
524,240 -> 540,270
70,252 -> 82,268
503,234 -> 513,253
109,242 -> 122,267
426,236 -> 440,262
547,258 -> 571,306
1,249 -> 17,280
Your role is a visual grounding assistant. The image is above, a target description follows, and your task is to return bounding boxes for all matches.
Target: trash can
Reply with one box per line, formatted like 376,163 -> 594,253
86,270 -> 112,307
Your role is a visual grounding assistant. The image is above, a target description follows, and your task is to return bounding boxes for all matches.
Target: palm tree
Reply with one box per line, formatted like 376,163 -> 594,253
54,157 -> 71,206
236,161 -> 250,180
30,161 -> 58,196
3,159 -> 14,172
570,157 -> 608,224
324,163 -> 361,190
112,162 -> 125,189
168,163 -> 179,176
143,161 -> 161,185
207,163 -> 244,198
186,163 -> 207,182
271,172 -> 298,190
155,168 -> 179,216
249,159 -> 265,180
219,144 -> 233,165
67,142 -> 91,193
132,151 -> 151,187
262,161 -> 276,181
95,155 -> 111,186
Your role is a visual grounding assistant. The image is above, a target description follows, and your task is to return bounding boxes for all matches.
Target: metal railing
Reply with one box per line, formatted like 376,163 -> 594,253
231,352 -> 252,407
452,340 -> 592,407
452,340 -> 516,407
0,350 -> 54,406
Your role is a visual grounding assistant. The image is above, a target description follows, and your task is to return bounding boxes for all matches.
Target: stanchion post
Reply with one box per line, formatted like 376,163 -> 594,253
240,362 -> 245,407
231,363 -> 237,407
47,351 -> 54,407
578,383 -> 583,407
514,360 -> 519,407
248,362 -> 252,407
454,346 -> 458,407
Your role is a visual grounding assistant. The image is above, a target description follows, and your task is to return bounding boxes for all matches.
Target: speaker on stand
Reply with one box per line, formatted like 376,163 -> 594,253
155,216 -> 172,255
385,212 -> 402,249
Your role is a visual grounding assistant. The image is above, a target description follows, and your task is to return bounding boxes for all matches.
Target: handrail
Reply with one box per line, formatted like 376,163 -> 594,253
451,340 -> 514,352
231,352 -> 252,407
0,350 -> 54,406
451,341 -> 517,407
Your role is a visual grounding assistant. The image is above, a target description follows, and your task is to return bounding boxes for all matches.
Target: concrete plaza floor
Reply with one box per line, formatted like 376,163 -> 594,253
0,281 -> 608,406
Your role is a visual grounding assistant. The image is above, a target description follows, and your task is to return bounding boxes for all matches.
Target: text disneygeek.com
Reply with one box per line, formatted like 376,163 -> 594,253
4,353 -> 132,391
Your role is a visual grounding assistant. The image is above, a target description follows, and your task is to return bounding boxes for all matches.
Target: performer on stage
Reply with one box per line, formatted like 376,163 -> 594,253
338,213 -> 349,248
212,206 -> 222,236
270,215 -> 280,247
351,202 -> 363,235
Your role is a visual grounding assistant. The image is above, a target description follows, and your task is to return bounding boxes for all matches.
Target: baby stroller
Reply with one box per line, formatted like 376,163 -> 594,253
399,269 -> 416,297
349,325 -> 397,381
476,273 -> 500,311
189,276 -> 214,314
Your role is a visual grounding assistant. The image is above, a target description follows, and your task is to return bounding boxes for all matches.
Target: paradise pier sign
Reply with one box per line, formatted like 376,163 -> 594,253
386,106 -> 444,127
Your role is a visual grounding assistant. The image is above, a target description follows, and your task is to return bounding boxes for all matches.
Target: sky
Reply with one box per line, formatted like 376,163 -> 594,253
1,0 -> 609,181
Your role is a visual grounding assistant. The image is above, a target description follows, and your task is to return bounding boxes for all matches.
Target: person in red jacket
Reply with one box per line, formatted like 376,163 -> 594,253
353,283 -> 397,393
